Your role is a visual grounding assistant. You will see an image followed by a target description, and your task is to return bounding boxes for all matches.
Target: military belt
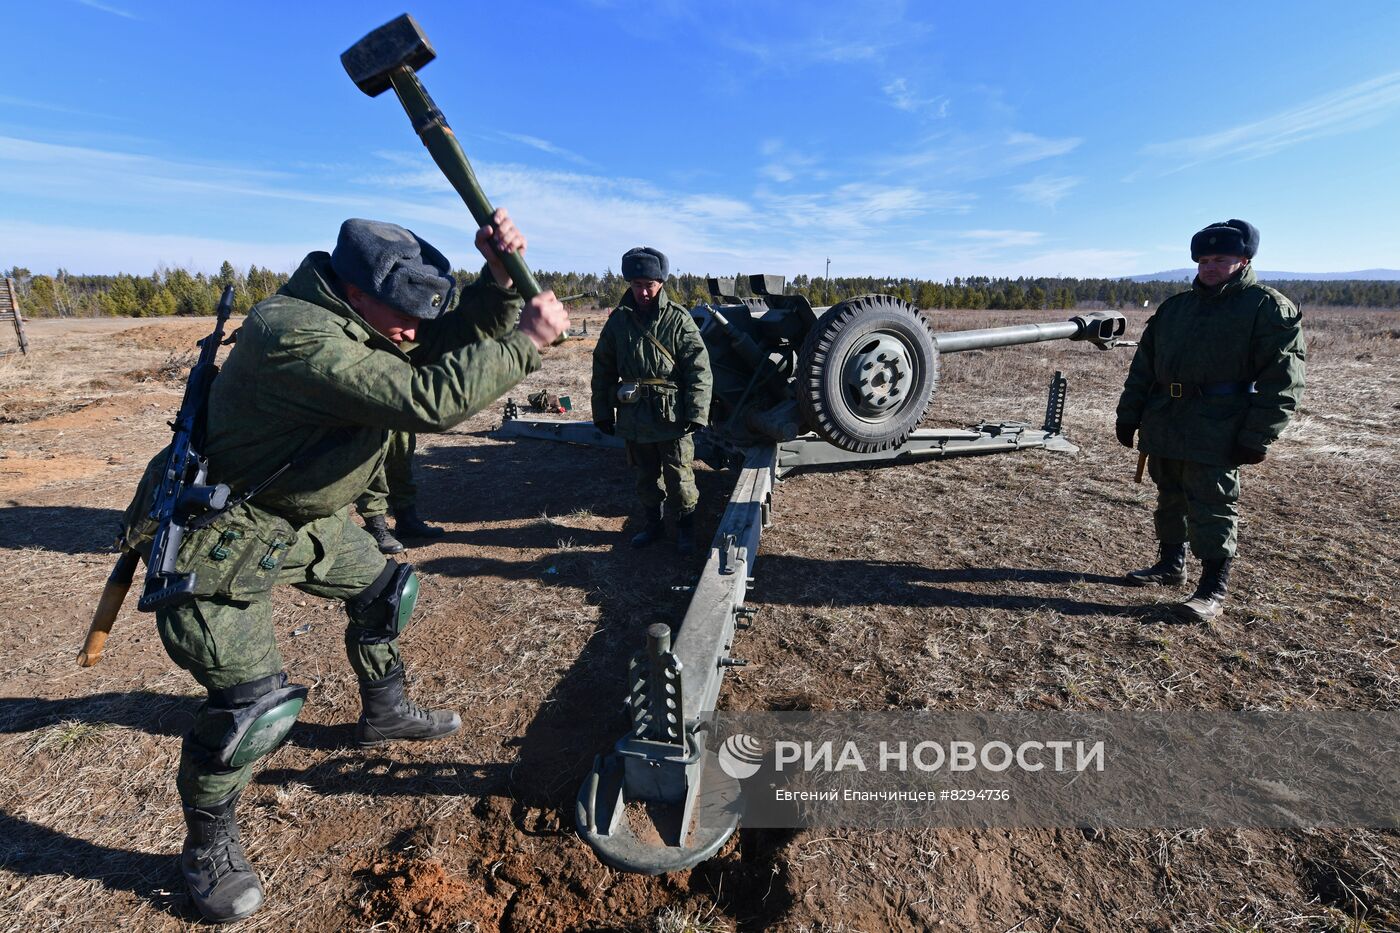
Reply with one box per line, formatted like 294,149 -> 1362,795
624,378 -> 677,387
1155,380 -> 1257,399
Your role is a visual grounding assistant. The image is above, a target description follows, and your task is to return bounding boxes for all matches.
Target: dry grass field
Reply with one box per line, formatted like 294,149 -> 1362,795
1,305 -> 1397,932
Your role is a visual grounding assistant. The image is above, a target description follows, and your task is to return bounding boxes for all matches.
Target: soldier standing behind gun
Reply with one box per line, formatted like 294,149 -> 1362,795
1115,219 -> 1305,623
118,210 -> 567,922
591,247 -> 712,555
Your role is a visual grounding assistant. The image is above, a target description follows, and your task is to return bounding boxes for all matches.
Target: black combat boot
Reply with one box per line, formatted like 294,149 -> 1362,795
181,791 -> 265,923
363,515 -> 405,555
675,509 -> 697,556
394,506 -> 444,540
356,664 -> 461,747
1125,542 -> 1188,586
1173,556 -> 1233,624
631,505 -> 665,548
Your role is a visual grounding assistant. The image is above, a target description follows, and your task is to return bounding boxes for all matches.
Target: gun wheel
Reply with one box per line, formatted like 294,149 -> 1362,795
796,295 -> 939,453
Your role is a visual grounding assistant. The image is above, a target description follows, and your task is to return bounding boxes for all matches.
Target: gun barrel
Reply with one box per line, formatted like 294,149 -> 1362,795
932,311 -> 1125,354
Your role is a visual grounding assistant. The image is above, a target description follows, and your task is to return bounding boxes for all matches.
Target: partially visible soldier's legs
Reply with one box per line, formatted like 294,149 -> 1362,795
158,593 -> 288,922
388,432 -> 443,539
1126,456 -> 1191,585
1148,456 -> 1189,548
287,513 -> 459,744
355,461 -> 391,519
628,441 -> 666,508
282,512 -> 402,680
157,597 -> 284,806
1180,463 -> 1241,561
626,441 -> 667,547
660,435 -> 700,555
1173,463 -> 1241,623
356,451 -> 405,554
384,431 -> 418,515
659,434 -> 699,515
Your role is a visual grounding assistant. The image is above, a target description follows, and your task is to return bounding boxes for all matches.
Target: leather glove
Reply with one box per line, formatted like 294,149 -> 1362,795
1231,443 -> 1266,465
593,420 -> 615,436
1114,422 -> 1137,449
686,422 -> 706,435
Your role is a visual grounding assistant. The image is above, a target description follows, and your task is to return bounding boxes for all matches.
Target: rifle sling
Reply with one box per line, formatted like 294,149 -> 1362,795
187,429 -> 353,531
626,307 -> 676,369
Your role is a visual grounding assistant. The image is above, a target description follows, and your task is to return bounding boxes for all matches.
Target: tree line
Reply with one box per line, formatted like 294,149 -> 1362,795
5,263 -> 1398,318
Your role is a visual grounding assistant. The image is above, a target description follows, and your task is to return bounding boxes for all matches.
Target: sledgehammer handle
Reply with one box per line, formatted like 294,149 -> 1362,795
77,548 -> 140,667
387,66 -> 543,300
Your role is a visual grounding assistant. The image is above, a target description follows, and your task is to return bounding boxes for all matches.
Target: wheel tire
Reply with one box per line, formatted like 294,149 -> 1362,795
796,295 -> 939,453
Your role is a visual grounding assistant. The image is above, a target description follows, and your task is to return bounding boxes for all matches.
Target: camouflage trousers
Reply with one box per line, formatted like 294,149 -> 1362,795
1147,456 -> 1241,561
626,435 -> 698,515
355,430 -> 419,517
156,509 -> 395,806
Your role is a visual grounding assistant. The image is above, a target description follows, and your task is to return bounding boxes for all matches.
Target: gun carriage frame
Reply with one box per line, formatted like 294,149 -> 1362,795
499,275 -> 1128,873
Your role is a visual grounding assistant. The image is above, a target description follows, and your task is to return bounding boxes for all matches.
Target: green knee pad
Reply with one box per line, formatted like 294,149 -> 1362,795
206,672 -> 308,769
347,561 -> 419,645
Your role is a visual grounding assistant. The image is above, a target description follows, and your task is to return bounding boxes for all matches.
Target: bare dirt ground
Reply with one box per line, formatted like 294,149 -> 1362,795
1,306 -> 1397,932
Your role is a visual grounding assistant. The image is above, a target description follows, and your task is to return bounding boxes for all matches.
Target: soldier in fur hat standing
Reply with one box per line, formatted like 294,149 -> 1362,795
1115,219 -> 1305,623
591,247 -> 712,555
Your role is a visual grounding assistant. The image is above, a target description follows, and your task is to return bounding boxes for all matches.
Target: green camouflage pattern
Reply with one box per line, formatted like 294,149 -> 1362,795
157,508 -> 390,805
627,436 -> 698,513
1116,265 -> 1306,466
1147,456 -> 1241,561
123,253 -> 534,543
591,288 -> 712,444
356,430 -> 419,517
119,250 -> 539,807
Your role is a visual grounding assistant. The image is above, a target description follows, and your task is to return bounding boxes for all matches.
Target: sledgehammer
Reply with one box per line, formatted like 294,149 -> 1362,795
342,14 -> 544,302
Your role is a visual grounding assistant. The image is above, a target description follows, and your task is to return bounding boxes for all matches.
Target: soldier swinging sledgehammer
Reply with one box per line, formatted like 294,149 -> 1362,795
115,214 -> 567,923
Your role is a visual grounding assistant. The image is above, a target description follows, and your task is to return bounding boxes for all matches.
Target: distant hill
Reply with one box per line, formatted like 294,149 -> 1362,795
1129,268 -> 1400,283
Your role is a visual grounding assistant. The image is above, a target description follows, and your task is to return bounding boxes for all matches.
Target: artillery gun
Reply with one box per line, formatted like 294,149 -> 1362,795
498,277 -> 1128,874
694,274 -> 1122,467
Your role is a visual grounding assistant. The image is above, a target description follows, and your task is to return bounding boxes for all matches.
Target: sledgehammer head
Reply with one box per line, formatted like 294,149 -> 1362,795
342,13 -> 436,97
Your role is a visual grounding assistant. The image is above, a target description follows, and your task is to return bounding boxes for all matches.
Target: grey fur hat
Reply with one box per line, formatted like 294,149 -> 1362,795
331,219 -> 456,319
621,246 -> 669,282
1190,219 -> 1260,261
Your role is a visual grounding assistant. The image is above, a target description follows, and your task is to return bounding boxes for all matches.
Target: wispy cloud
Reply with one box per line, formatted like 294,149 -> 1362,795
1012,174 -> 1080,208
999,248 -> 1144,278
691,2 -> 934,71
721,34 -> 888,66
1142,70 -> 1400,170
882,78 -> 950,117
0,135 -> 350,208
755,183 -> 974,232
495,132 -> 597,168
959,229 -> 1045,248
757,139 -> 825,184
0,95 -> 114,119
0,131 -> 1052,280
876,129 -> 1082,181
1003,131 -> 1081,165
0,220 -> 315,275
74,0 -> 137,19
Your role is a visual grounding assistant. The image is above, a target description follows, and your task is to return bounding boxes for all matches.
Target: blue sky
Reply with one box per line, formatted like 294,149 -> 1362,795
3,0 -> 1399,279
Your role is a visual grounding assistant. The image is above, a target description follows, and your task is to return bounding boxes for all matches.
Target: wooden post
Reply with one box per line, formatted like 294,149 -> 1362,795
0,277 -> 28,355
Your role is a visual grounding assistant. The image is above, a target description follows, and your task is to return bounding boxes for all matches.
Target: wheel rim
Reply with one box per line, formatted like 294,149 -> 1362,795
840,331 -> 917,422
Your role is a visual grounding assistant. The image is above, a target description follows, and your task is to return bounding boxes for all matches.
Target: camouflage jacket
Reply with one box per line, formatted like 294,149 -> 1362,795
590,288 -> 712,443
121,253 -> 536,589
1116,265 -> 1305,466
